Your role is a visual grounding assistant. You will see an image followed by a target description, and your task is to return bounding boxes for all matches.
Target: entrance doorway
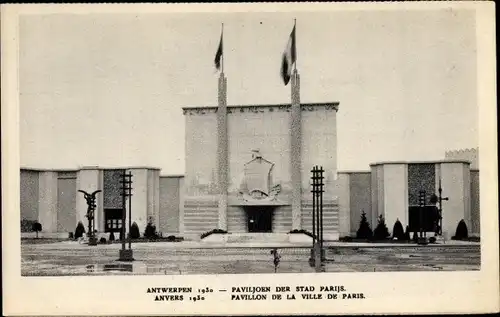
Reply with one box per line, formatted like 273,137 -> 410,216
245,207 -> 274,232
104,208 -> 123,233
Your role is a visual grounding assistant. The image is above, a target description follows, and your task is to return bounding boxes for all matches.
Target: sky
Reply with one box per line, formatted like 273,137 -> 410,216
19,8 -> 478,175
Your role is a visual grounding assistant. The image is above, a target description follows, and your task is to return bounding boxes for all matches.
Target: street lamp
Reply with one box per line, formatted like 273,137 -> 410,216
119,170 -> 134,261
437,179 -> 449,236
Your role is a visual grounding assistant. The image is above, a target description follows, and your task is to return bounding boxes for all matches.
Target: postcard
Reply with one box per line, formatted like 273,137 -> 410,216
2,2 -> 498,316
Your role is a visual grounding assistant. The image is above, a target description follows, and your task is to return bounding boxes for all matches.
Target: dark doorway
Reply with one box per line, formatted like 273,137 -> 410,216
246,207 -> 274,232
408,206 -> 439,232
104,208 -> 123,233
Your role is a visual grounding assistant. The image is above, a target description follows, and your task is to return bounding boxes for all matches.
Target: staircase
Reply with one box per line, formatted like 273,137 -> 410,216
225,233 -> 289,243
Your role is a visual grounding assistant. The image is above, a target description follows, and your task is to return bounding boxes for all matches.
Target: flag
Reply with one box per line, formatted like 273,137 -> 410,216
281,24 -> 296,85
214,30 -> 223,71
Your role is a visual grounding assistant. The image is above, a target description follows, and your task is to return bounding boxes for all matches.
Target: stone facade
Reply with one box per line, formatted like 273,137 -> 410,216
182,95 -> 340,238
21,167 -> 161,238
20,157 -> 480,240
338,159 -> 480,239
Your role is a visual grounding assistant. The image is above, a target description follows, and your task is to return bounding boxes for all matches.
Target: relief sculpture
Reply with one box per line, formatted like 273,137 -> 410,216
238,149 -> 282,202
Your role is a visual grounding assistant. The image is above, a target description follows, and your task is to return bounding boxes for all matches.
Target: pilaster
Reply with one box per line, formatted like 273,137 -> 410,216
130,168 -> 149,234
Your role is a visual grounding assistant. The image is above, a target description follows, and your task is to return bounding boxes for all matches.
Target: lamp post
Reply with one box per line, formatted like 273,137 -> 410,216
119,170 -> 134,261
437,179 -> 449,236
417,190 -> 428,245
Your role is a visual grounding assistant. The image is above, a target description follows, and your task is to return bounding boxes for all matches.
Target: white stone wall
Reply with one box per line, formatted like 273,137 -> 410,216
301,106 -> 338,199
130,168 -> 149,234
184,111 -> 218,198
440,162 -> 470,238
383,164 -> 408,229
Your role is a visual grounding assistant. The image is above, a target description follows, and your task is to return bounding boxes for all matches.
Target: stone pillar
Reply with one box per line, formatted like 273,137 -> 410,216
216,73 -> 228,230
440,162 -> 470,239
290,69 -> 302,230
76,168 -> 102,232
383,164 -> 408,229
153,170 -> 160,229
147,169 -> 155,224
38,172 -> 58,233
336,173 -> 351,237
130,168 -> 149,235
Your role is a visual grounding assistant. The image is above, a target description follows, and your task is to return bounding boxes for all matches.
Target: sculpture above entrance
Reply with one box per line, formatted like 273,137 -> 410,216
235,150 -> 284,205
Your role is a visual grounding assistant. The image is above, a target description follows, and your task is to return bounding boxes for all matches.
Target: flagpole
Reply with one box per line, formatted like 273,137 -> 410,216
293,18 -> 297,72
221,22 -> 224,74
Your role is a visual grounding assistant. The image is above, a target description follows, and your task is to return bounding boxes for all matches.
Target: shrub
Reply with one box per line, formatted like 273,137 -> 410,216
452,219 -> 468,240
31,222 -> 42,238
289,229 -> 314,238
429,236 -> 437,244
339,236 -> 353,242
130,222 -> 140,239
200,229 -> 227,239
167,235 -> 176,242
21,219 -> 37,232
373,215 -> 390,240
99,237 -> 107,244
74,221 -> 85,239
68,232 -> 74,239
392,219 -> 405,241
144,222 -> 158,240
404,225 -> 411,241
356,210 -> 373,240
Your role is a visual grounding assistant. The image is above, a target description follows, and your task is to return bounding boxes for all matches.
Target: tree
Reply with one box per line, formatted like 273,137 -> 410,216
373,215 -> 390,240
31,222 -> 42,238
74,221 -> 85,239
144,220 -> 158,240
130,222 -> 140,239
452,219 -> 469,240
392,219 -> 405,240
356,210 -> 373,240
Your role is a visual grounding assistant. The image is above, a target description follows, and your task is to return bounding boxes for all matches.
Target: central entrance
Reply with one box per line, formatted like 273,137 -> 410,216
245,207 -> 274,232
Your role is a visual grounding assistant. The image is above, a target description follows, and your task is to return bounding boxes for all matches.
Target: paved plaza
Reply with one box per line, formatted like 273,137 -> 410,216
21,240 -> 480,276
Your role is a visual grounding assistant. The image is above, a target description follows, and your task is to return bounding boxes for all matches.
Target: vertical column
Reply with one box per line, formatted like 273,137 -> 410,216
130,168 -> 148,235
336,173 -> 351,237
440,163 -> 468,238
216,73 -> 228,230
38,172 -> 58,233
383,164 -> 408,229
291,69 -> 302,230
463,164 -> 472,230
147,169 -> 155,224
154,170 -> 160,229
